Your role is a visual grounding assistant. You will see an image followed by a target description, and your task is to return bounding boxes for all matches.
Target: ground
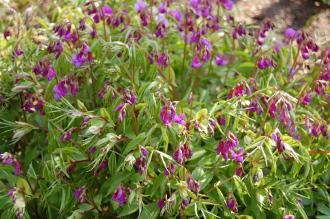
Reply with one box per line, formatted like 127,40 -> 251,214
235,0 -> 330,47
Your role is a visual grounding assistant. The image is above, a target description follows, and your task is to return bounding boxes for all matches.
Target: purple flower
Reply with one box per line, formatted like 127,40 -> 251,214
72,53 -> 86,67
257,57 -> 275,70
164,162 -> 176,176
181,199 -> 189,208
272,132 -> 285,153
160,102 -> 176,126
88,146 -> 97,154
135,157 -> 147,174
158,3 -> 167,13
217,132 -> 239,161
301,90 -> 311,106
140,147 -> 148,158
112,185 -> 127,206
320,124 -> 328,138
79,19 -> 86,30
215,56 -> 228,66
285,28 -> 296,40
134,0 -> 146,13
7,188 -> 17,204
221,0 -> 234,10
157,53 -> 169,68
187,175 -> 200,193
74,187 -> 87,203
61,131 -> 72,142
0,153 -> 21,175
226,196 -> 237,212
232,25 -> 246,39
173,147 -> 184,164
268,99 -> 277,119
54,81 -> 67,100
170,10 -> 183,23
191,55 -> 202,69
102,5 -> 113,15
236,166 -> 244,177
14,47 -> 24,57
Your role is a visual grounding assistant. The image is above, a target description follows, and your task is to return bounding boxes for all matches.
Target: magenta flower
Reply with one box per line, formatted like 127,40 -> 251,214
236,166 -> 244,177
157,197 -> 166,209
215,56 -> 228,66
13,160 -> 21,176
74,187 -> 87,203
135,156 -> 147,174
112,185 -> 127,206
173,113 -> 185,125
191,55 -> 202,69
231,148 -> 245,163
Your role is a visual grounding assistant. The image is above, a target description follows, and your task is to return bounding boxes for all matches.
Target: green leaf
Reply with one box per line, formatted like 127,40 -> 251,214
123,132 -> 146,155
118,202 -> 139,217
138,203 -> 159,219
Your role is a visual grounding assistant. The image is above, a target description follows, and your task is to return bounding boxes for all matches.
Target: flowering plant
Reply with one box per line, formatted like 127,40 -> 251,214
0,0 -> 329,218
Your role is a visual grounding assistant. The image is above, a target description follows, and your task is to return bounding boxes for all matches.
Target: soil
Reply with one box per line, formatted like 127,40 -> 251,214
234,0 -> 330,47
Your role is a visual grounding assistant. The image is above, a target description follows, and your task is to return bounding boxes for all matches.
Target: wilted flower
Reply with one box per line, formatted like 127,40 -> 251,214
112,185 -> 127,206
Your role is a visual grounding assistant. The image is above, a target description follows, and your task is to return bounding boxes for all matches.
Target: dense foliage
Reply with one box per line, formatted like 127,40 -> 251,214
0,0 -> 329,218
